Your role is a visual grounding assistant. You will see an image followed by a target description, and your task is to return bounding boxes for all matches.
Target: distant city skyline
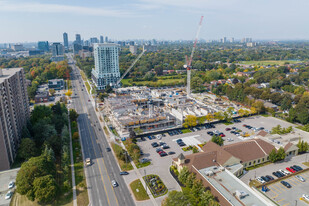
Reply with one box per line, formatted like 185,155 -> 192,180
1,0 -> 309,43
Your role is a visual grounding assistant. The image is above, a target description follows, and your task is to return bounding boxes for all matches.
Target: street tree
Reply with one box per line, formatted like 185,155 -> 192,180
183,115 -> 197,128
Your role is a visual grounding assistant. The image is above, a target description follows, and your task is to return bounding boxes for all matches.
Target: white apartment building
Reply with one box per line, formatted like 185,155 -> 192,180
92,43 -> 120,90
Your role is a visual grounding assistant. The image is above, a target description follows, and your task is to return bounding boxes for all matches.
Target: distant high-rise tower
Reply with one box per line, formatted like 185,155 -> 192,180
75,34 -> 81,45
63,32 -> 68,49
105,36 -> 108,43
38,41 -> 49,52
92,43 -> 120,90
100,36 -> 104,43
223,37 -> 227,43
51,43 -> 64,62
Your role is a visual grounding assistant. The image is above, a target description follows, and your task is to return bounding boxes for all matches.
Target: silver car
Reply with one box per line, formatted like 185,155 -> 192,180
111,180 -> 118,187
296,175 -> 305,182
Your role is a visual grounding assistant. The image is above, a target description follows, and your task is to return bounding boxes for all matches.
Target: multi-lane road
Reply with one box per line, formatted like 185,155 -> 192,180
68,54 -> 135,206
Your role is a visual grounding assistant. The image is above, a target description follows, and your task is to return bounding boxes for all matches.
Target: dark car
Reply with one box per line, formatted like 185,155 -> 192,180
178,130 -> 183,134
232,127 -> 236,130
147,136 -> 152,140
162,145 -> 170,149
290,166 -> 300,172
176,139 -> 183,143
168,151 -> 175,155
293,165 -> 303,171
141,136 -> 146,141
225,128 -> 231,131
151,142 -> 159,147
266,175 -> 274,181
156,148 -> 163,153
207,131 -> 214,136
159,141 -> 166,146
162,133 -> 166,137
160,152 -> 168,157
272,172 -> 280,178
261,176 -> 270,182
120,171 -> 129,175
106,147 -> 111,152
277,171 -> 285,177
178,142 -> 186,147
281,181 -> 291,188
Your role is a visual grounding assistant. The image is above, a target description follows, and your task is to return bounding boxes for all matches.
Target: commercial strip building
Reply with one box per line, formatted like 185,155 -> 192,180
0,68 -> 29,171
172,139 -> 279,205
92,43 -> 120,90
48,79 -> 64,90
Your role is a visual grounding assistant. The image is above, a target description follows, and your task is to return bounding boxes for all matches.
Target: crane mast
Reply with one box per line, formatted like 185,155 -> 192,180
116,49 -> 146,86
185,16 -> 204,97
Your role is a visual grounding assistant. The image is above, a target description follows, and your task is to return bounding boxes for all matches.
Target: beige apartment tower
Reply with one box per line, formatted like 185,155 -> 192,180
0,68 -> 29,171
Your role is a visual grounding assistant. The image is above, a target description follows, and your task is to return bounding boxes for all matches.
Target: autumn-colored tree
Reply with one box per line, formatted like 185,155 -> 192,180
183,115 -> 197,128
65,90 -> 72,97
205,113 -> 214,123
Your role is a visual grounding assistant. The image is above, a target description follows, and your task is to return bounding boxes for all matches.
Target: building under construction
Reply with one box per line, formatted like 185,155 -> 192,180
105,95 -> 176,137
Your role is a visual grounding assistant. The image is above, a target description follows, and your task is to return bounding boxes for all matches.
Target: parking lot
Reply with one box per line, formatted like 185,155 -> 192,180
132,115 -> 304,205
262,169 -> 309,206
0,168 -> 19,206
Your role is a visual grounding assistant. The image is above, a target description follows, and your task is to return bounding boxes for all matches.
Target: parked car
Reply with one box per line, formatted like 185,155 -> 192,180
272,172 -> 280,178
178,142 -> 186,147
168,151 -> 175,155
291,165 -> 302,172
141,136 -> 146,141
151,142 -> 159,147
106,147 -> 111,152
281,181 -> 291,188
293,165 -> 303,171
162,145 -> 170,149
111,180 -> 118,187
140,158 -> 150,163
261,176 -> 270,182
160,152 -> 168,157
279,169 -> 290,176
5,191 -> 13,200
156,148 -> 163,153
286,167 -> 296,173
302,194 -> 309,202
277,171 -> 286,177
295,175 -> 305,182
225,128 -> 231,131
256,177 -> 266,184
147,136 -> 152,140
8,181 -> 15,189
266,175 -> 274,181
120,171 -> 129,175
159,141 -> 166,146
207,131 -> 214,136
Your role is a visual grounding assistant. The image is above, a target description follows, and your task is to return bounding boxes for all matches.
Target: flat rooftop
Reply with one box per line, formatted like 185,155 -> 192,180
0,68 -> 23,84
199,166 -> 272,206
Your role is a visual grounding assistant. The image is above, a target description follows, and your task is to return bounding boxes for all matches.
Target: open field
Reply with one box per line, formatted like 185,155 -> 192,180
121,76 -> 185,87
239,60 -> 303,66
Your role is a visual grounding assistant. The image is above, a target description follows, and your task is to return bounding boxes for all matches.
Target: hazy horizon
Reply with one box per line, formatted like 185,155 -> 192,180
1,0 -> 309,43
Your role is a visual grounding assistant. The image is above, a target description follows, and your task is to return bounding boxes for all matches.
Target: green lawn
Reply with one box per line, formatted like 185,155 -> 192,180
303,162 -> 309,167
111,143 -> 133,171
130,179 -> 150,201
121,76 -> 185,87
181,129 -> 192,134
136,161 -> 151,168
240,60 -> 302,66
84,81 -> 91,93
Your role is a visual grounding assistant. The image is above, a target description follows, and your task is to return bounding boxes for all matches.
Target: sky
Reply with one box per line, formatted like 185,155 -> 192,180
1,0 -> 309,43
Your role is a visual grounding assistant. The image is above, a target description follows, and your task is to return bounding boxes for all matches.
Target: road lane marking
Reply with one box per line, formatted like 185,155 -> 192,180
77,81 -> 112,206
77,70 -> 119,206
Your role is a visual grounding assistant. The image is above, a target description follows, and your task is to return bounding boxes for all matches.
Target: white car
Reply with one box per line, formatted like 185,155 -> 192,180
256,177 -> 266,184
8,181 -> 15,189
111,180 -> 118,187
227,138 -> 234,142
279,169 -> 291,175
5,191 -> 13,200
156,135 -> 162,140
303,194 -> 309,201
296,175 -> 305,182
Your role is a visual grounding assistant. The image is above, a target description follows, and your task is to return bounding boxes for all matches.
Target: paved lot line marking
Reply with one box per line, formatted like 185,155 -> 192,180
268,187 -> 278,198
277,199 -> 285,202
293,177 -> 303,183
288,179 -> 298,186
276,183 -> 287,191
282,203 -> 290,206
271,185 -> 282,193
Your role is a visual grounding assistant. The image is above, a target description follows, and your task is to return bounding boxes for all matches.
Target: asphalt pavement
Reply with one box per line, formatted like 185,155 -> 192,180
68,54 -> 135,206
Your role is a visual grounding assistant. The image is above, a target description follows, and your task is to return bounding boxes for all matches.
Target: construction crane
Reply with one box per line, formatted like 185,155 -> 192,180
184,16 -> 204,97
115,49 -> 146,86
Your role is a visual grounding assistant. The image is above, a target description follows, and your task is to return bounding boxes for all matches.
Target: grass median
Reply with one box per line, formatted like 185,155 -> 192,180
111,143 -> 133,171
130,179 -> 150,201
